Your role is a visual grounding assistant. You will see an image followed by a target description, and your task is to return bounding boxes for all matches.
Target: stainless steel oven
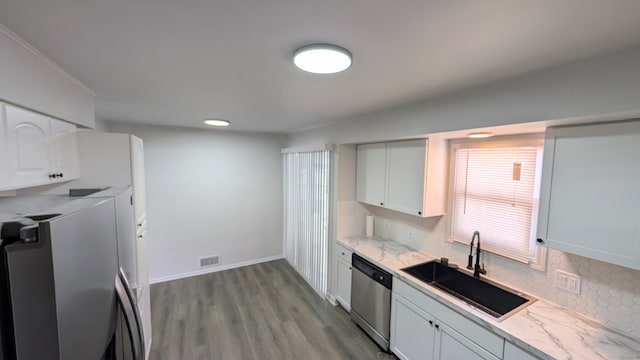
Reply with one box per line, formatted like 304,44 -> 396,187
350,254 -> 392,351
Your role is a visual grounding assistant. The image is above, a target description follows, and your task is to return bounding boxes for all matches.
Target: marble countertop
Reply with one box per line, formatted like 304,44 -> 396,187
337,236 -> 640,360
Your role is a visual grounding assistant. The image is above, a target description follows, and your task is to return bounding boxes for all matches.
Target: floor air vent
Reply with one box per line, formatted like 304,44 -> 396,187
199,255 -> 221,268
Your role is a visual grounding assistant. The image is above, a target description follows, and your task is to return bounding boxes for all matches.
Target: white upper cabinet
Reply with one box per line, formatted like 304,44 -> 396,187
537,120 -> 640,270
0,106 -> 9,189
356,143 -> 386,206
386,140 -> 428,215
0,24 -> 95,128
356,138 -> 446,217
6,104 -> 51,187
2,104 -> 79,190
50,119 -> 79,181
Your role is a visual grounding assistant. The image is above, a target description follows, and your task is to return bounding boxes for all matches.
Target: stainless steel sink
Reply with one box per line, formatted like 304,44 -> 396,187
401,260 -> 536,320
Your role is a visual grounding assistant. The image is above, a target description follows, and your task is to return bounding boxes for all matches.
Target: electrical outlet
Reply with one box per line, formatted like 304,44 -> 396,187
555,270 -> 581,294
408,226 -> 416,239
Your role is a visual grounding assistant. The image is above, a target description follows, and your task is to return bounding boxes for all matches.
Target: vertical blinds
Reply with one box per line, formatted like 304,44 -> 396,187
452,146 -> 542,263
283,150 -> 331,296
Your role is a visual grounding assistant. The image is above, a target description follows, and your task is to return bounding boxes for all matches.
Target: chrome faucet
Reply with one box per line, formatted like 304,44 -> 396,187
467,231 -> 487,278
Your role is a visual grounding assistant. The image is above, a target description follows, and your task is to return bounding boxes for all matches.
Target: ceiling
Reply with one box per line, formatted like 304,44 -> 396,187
2,1 -> 640,133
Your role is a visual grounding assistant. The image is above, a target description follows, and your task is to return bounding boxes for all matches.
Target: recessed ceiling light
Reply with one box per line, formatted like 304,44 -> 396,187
467,132 -> 494,138
204,119 -> 230,127
293,44 -> 352,74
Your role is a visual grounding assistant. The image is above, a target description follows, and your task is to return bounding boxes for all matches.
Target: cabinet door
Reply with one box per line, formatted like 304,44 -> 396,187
537,121 -> 640,270
435,322 -> 500,360
130,135 -> 147,225
386,139 -> 426,216
0,104 -> 10,188
503,341 -> 542,360
356,143 -> 386,206
335,259 -> 351,310
50,119 -> 79,181
390,293 -> 436,360
6,105 -> 51,187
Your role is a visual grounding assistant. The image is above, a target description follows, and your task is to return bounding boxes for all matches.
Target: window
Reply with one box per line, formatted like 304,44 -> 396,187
448,136 -> 546,267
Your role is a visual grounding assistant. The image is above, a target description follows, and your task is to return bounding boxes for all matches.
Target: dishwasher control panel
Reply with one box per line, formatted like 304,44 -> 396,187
352,253 -> 392,289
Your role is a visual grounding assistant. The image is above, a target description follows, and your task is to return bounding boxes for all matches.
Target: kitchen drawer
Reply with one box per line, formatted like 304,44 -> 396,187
504,341 -> 542,360
335,243 -> 353,263
393,277 -> 504,359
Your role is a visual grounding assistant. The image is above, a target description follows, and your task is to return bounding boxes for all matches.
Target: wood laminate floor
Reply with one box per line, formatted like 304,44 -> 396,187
148,259 -> 396,360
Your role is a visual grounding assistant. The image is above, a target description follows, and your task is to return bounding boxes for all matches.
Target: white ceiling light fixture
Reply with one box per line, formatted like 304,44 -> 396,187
293,44 -> 352,74
467,132 -> 494,138
204,119 -> 230,127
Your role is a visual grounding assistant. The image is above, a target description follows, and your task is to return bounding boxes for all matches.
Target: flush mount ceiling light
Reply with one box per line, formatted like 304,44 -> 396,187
293,44 -> 352,74
467,132 -> 494,139
204,119 -> 230,127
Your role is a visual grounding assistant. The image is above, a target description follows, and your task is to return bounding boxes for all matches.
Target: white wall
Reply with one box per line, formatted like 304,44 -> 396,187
288,46 -> 640,146
107,122 -> 286,282
92,118 -> 110,133
0,22 -> 95,128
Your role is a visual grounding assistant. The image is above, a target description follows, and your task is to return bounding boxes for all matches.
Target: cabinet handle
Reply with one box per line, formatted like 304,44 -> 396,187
428,320 -> 433,326
418,211 -> 422,215
349,267 -> 352,270
342,252 -> 345,256
536,238 -> 545,244
380,202 -> 384,206
435,324 -> 440,330
138,235 -> 143,238
49,174 -> 55,179
58,173 -> 63,178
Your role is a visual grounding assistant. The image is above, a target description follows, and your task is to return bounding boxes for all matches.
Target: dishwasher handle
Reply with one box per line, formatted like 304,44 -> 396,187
352,254 -> 392,289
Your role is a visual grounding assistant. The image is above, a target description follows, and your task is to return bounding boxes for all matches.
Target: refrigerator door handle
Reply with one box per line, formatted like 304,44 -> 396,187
118,267 -> 145,352
115,268 -> 145,360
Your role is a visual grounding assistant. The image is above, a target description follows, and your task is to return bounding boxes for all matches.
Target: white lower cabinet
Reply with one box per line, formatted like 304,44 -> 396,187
391,278 -> 504,360
503,342 -> 542,360
436,322 -> 499,360
391,292 -> 436,360
335,243 -> 353,311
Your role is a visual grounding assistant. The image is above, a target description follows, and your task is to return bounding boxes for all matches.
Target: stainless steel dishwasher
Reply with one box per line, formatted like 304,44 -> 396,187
350,253 -> 392,351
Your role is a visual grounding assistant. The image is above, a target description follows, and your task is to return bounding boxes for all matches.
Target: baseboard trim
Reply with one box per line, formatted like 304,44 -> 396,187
326,294 -> 338,306
149,254 -> 284,284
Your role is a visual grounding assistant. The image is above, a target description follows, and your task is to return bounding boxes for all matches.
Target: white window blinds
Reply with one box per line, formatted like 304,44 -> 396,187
283,150 -> 331,296
451,145 -> 542,263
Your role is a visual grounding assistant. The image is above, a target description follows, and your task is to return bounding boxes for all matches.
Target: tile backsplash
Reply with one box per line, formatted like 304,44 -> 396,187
337,200 -> 640,338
